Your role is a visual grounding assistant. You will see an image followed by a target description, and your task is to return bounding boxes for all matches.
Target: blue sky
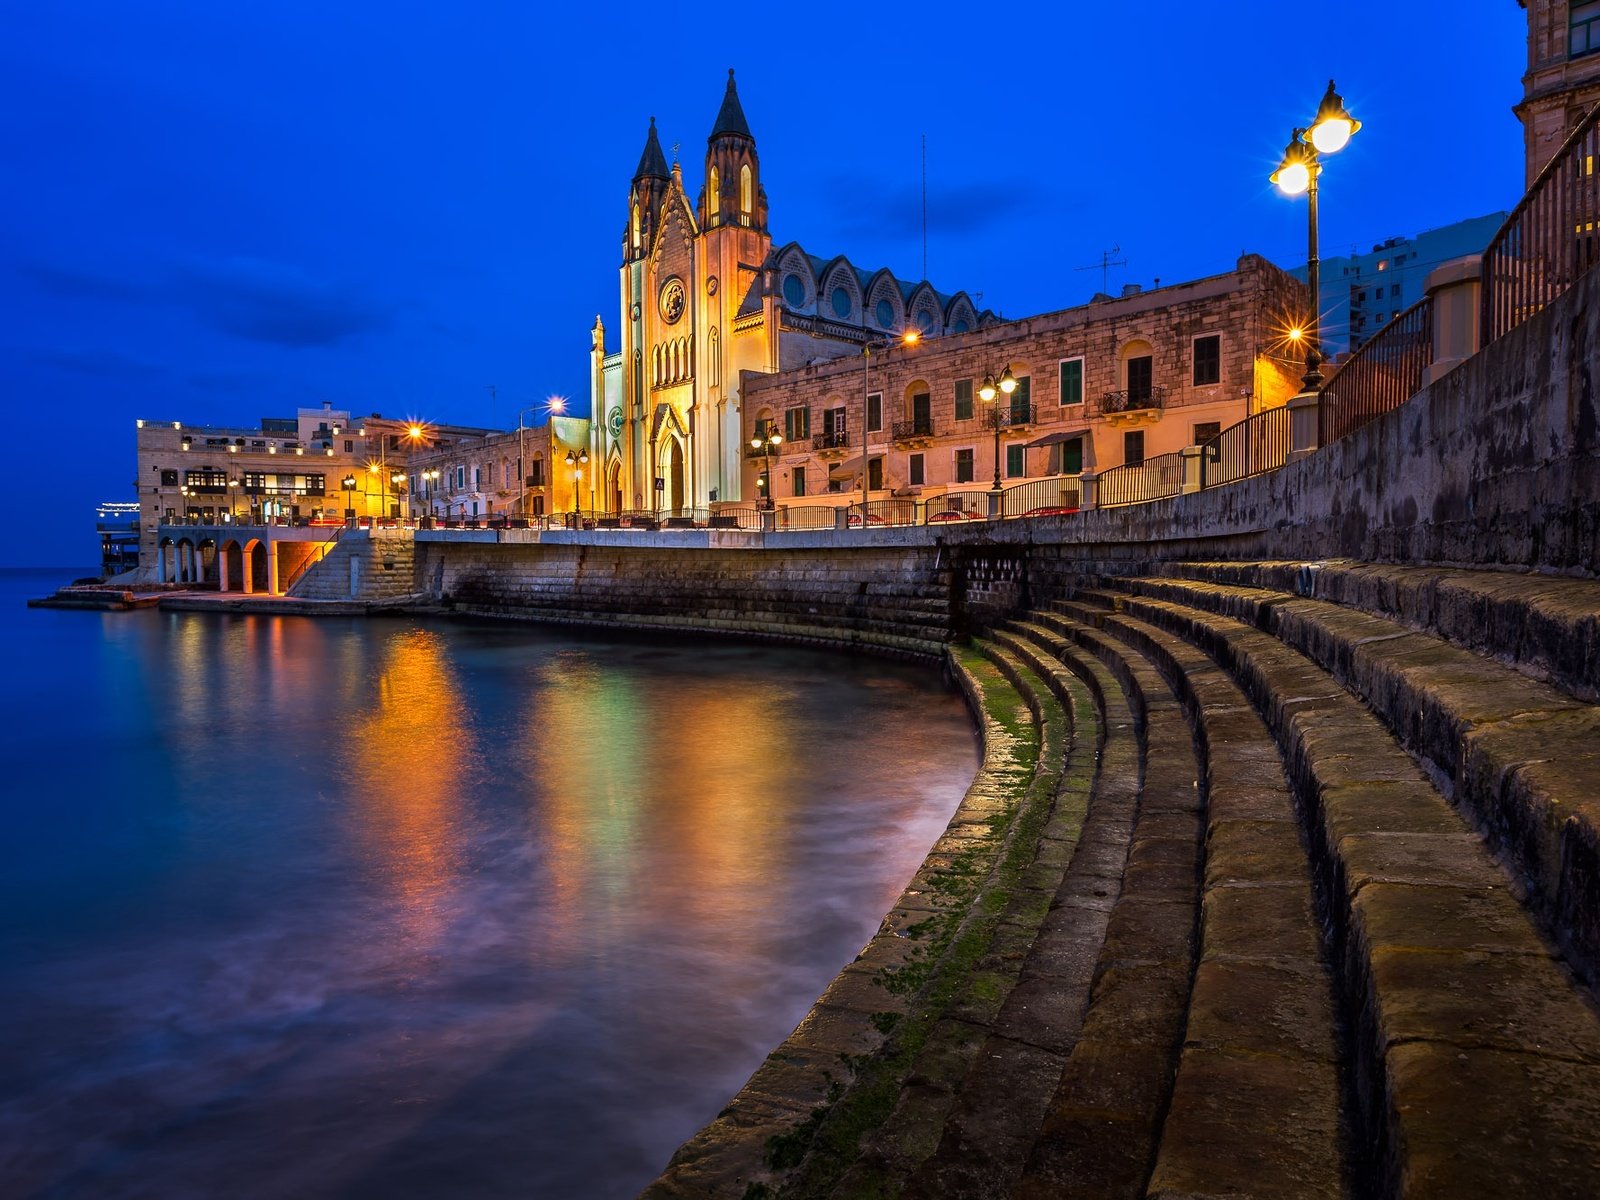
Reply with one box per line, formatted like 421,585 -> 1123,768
2,2 -> 1524,566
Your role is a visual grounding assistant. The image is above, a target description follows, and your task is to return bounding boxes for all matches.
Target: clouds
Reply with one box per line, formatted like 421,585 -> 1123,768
11,253 -> 395,349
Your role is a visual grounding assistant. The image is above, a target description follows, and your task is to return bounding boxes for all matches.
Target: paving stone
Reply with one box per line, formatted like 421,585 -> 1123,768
1204,818 -> 1309,888
1182,960 -> 1337,1062
1199,885 -> 1323,965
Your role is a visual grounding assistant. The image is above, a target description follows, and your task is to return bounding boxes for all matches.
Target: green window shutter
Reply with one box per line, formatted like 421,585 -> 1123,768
1006,445 -> 1024,477
1060,359 -> 1083,405
954,379 -> 973,421
1063,437 -> 1083,475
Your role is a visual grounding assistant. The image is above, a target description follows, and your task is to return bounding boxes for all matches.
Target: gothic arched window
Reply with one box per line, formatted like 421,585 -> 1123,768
740,164 -> 752,215
708,167 -> 720,221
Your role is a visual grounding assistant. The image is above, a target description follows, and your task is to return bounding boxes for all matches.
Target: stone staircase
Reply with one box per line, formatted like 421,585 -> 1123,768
645,560 -> 1600,1200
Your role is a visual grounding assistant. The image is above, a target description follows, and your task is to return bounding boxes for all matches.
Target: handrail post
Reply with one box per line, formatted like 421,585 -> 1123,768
1287,390 -> 1320,462
1423,255 -> 1483,387
1078,471 -> 1098,511
1180,444 -> 1204,494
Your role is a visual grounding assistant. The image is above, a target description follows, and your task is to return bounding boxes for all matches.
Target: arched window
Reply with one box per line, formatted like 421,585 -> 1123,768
709,327 -> 720,388
740,164 -> 752,215
631,201 -> 640,250
708,167 -> 720,221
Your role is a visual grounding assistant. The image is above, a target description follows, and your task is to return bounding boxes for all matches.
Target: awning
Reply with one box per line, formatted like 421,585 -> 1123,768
828,454 -> 880,481
1025,430 -> 1086,449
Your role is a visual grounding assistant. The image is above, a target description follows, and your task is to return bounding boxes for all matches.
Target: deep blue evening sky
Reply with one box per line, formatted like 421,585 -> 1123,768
3,2 -> 1523,567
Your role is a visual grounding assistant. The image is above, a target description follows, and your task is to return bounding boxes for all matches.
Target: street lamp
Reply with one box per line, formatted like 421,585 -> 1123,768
979,365 -> 1019,515
390,471 -> 406,521
564,447 -> 588,522
518,396 -> 566,518
1272,79 -> 1361,391
749,426 -> 784,510
420,468 -> 440,523
859,329 -> 919,526
342,474 -> 357,522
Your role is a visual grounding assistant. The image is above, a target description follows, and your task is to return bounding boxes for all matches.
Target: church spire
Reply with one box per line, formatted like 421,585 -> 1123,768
709,69 -> 752,141
633,116 -> 669,182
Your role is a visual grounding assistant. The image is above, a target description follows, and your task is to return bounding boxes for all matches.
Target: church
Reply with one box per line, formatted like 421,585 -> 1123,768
585,71 -> 990,512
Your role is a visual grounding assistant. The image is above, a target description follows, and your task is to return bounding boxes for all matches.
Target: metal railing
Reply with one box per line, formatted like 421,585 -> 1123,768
1097,451 -> 1183,507
811,430 -> 851,452
1101,385 -> 1168,414
1198,405 -> 1292,489
1317,295 -> 1434,446
282,524 -> 346,595
891,417 -> 937,440
998,476 -> 1082,517
1482,99 -> 1600,347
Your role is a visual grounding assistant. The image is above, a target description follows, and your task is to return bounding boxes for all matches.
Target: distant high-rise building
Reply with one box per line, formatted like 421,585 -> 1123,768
1291,213 -> 1509,358
1516,0 -> 1600,184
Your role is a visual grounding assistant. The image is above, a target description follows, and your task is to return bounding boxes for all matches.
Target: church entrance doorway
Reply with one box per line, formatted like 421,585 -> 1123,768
666,438 -> 685,511
606,461 -> 623,514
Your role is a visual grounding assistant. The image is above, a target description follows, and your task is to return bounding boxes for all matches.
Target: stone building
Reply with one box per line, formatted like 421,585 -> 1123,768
587,71 -> 991,515
134,404 -> 490,569
406,415 -> 593,522
739,255 -> 1306,512
1516,0 -> 1600,183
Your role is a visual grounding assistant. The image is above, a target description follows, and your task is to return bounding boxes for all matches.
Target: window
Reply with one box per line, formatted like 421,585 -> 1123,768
1193,421 -> 1221,446
344,440 -> 353,452
831,287 -> 851,318
875,299 -> 894,328
1010,375 -> 1032,422
529,459 -> 544,486
474,467 -> 481,489
1006,444 -> 1025,478
708,168 -> 719,219
1059,358 -> 1084,406
1357,290 -> 1367,303
823,406 -> 848,447
740,164 -> 752,214
160,468 -> 179,487
909,453 -> 925,486
868,458 -> 883,490
785,407 -> 810,441
532,496 -> 544,517
954,378 -> 974,421
791,466 -> 806,497
1192,335 -> 1221,386
184,469 -> 228,494
455,466 -> 465,489
1060,436 -> 1083,476
783,275 -> 805,306
1127,356 -> 1153,402
1124,431 -> 1145,465
867,391 -> 882,432
1575,1 -> 1600,56
955,448 -> 975,483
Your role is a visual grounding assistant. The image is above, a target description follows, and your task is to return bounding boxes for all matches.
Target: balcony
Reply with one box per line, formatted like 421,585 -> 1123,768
1100,385 -> 1168,427
982,402 -> 1037,430
891,417 -> 937,444
811,430 -> 851,455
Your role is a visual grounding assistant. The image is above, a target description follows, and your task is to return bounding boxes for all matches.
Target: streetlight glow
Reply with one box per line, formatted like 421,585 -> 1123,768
1309,79 -> 1361,155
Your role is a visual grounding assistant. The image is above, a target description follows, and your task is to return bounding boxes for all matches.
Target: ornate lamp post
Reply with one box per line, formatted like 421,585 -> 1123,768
979,365 -> 1018,515
420,468 -> 440,524
1271,80 -> 1362,391
564,448 -> 589,522
342,474 -> 357,523
749,426 -> 784,510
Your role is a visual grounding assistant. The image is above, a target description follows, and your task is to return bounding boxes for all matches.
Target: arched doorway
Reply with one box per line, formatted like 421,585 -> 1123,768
663,437 -> 685,512
222,540 -> 244,591
606,459 -> 623,515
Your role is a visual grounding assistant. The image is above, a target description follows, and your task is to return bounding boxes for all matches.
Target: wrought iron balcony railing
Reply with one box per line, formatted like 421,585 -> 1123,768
1100,385 -> 1168,413
891,417 -> 936,440
811,430 -> 851,452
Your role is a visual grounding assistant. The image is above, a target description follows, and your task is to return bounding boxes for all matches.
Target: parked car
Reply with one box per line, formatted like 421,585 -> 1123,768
926,508 -> 985,523
1020,505 -> 1080,518
846,512 -> 888,527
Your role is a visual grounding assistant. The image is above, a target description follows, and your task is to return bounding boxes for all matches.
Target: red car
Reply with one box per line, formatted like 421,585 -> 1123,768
927,509 -> 985,523
846,512 -> 888,527
1020,505 -> 1081,518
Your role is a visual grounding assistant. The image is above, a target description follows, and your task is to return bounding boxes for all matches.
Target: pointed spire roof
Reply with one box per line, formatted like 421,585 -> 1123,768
633,117 -> 669,182
709,69 -> 752,141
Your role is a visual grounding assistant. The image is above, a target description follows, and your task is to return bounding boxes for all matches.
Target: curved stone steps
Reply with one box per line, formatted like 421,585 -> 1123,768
775,639 -> 1086,1200
1003,613 -> 1206,1200
1053,596 -> 1347,1199
1066,588 -> 1600,1199
1145,560 -> 1600,702
1104,574 -> 1600,994
887,628 -> 1136,1199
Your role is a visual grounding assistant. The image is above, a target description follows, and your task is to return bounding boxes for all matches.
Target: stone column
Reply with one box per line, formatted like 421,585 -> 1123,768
1180,445 -> 1204,494
1287,391 -> 1320,462
159,543 -> 170,584
218,545 -> 230,592
1422,255 -> 1483,388
267,539 -> 280,596
242,546 -> 254,594
1078,471 -> 1098,511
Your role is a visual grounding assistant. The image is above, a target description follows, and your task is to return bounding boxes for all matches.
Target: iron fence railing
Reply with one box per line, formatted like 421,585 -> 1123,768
1198,405 -> 1292,489
774,504 -> 839,530
811,430 -> 850,452
1317,296 -> 1434,446
1096,451 -> 1183,507
1482,100 -> 1600,347
891,417 -> 937,440
999,476 -> 1083,517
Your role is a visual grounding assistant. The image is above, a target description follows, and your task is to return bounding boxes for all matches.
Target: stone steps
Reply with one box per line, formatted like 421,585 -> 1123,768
1105,573 -> 1600,994
1145,560 -> 1600,702
1003,612 -> 1206,1199
1073,584 -> 1600,1198
1052,596 -> 1346,1199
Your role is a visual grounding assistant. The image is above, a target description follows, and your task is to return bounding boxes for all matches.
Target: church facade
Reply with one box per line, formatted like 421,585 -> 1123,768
586,71 -> 988,513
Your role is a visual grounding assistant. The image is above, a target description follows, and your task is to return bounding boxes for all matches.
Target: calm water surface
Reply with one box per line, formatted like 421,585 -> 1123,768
0,568 -> 978,1199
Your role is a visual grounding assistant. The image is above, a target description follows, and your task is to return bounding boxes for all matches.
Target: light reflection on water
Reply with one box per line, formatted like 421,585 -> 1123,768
0,588 -> 977,1200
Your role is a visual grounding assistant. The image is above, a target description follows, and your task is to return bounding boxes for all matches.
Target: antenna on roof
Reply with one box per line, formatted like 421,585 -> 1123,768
921,133 -> 928,281
1075,244 -> 1128,293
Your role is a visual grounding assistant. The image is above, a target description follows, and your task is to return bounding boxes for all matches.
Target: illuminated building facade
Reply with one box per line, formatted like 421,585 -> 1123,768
739,255 -> 1307,511
1517,0 -> 1600,184
588,71 -> 991,513
405,415 -> 594,522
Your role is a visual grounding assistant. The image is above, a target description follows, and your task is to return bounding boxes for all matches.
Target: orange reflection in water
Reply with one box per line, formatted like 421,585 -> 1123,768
344,627 -> 475,948
527,652 -> 795,964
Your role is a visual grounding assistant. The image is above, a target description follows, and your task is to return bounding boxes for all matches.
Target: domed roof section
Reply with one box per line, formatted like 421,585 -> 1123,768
709,69 -> 752,141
